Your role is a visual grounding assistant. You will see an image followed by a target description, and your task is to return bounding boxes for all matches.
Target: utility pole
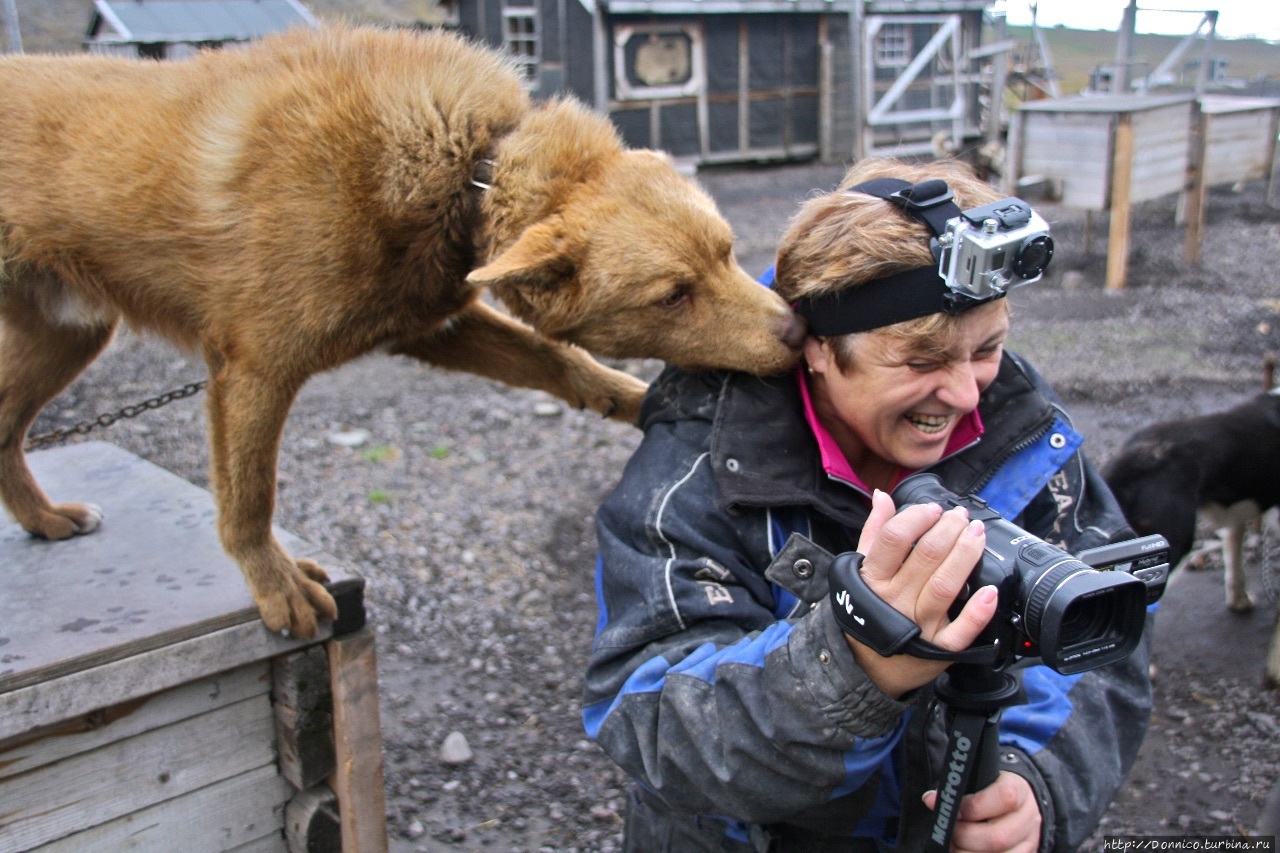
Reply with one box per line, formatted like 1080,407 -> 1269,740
2,0 -> 21,54
1113,0 -> 1137,94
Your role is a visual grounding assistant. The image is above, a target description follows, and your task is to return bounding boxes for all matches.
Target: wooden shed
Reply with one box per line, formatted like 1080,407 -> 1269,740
0,442 -> 386,852
458,0 -> 999,165
85,0 -> 317,59
1006,93 -> 1196,289
1006,92 -> 1280,288
1196,95 -> 1280,189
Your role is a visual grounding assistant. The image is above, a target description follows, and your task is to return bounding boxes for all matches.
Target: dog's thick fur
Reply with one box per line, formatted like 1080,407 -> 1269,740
0,27 -> 804,638
1104,390 -> 1280,684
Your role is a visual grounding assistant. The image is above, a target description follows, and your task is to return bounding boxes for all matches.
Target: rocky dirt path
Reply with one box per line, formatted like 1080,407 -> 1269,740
26,162 -> 1280,850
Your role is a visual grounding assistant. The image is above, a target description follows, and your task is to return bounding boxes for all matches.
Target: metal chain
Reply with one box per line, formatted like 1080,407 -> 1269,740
23,380 -> 208,452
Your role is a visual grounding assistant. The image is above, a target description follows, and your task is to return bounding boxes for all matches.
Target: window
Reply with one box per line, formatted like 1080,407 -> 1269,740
613,25 -> 703,101
503,7 -> 539,86
875,24 -> 910,68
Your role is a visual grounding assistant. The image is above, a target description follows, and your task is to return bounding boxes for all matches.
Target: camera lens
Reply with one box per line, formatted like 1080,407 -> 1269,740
1023,561 -> 1146,674
1013,235 -> 1054,279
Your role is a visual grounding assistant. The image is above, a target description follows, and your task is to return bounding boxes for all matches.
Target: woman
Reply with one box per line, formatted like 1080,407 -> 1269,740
583,158 -> 1152,851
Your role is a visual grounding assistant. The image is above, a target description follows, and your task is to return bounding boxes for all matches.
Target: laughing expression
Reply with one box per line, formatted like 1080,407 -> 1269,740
803,300 -> 1009,493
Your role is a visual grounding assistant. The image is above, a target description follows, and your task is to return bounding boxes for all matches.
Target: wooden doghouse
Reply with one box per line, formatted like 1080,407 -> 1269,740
0,442 -> 386,852
1007,92 -> 1280,289
1006,92 -> 1196,290
1182,95 -> 1280,264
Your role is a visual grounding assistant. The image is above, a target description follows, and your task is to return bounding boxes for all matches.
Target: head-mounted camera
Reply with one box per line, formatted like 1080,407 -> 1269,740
793,178 -> 1055,336
937,196 -> 1054,304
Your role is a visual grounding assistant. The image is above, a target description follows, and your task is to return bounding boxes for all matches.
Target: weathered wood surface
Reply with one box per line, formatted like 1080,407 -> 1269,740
0,662 -> 269,781
1015,93 -> 1196,213
1,695 -> 277,851
0,615 -> 329,742
274,646 -> 337,790
1201,98 -> 1280,186
327,629 -> 389,853
31,764 -> 292,853
0,441 -> 358,696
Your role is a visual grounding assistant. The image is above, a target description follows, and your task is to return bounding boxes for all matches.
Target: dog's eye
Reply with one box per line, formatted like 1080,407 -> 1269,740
658,286 -> 691,309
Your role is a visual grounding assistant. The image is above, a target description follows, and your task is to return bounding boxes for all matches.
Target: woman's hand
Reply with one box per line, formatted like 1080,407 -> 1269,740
923,771 -> 1042,853
842,488 -> 997,698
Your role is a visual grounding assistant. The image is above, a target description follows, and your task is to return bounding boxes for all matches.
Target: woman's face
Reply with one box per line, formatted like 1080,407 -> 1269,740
803,300 -> 1009,489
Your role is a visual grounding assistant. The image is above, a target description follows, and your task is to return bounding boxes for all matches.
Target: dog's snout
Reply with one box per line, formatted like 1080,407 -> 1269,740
780,312 -> 807,350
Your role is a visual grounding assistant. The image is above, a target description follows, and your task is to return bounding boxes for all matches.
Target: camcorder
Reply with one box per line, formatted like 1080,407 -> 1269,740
829,473 -> 1169,676
935,196 -> 1054,309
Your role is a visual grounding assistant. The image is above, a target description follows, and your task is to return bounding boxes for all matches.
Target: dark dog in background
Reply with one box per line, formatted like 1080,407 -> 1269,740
1104,383 -> 1280,685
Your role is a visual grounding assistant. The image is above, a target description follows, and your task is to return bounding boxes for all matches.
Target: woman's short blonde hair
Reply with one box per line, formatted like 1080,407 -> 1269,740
772,157 -> 1008,368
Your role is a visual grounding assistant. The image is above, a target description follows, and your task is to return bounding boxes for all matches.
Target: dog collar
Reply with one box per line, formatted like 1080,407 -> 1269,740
470,158 -> 496,191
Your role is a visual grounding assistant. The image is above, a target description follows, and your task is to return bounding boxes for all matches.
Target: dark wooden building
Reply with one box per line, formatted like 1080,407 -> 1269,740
458,0 -> 997,165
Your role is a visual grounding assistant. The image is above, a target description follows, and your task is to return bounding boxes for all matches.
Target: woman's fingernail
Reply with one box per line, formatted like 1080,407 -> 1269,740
978,585 -> 998,604
968,519 -> 985,537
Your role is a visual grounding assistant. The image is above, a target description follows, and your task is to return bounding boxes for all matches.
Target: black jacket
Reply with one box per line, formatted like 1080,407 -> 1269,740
583,352 -> 1152,850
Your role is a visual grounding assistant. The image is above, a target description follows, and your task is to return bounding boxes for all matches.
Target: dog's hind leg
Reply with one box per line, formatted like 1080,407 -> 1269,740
1211,502 -> 1258,613
391,300 -> 649,424
0,276 -> 117,538
204,360 -> 337,638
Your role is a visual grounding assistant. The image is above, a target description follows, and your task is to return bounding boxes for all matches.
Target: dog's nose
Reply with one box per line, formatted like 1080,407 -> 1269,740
780,312 -> 808,349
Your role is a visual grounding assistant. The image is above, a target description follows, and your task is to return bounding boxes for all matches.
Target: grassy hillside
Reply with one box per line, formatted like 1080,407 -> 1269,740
1010,24 -> 1280,96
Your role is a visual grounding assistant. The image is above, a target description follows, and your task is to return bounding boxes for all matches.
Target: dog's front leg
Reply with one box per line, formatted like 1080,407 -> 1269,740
1222,520 -> 1256,613
206,363 -> 338,638
392,301 -> 648,424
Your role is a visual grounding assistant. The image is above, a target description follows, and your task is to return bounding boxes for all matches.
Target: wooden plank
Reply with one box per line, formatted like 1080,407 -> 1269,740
1129,103 -> 1192,203
0,695 -> 276,851
0,618 -> 329,742
1205,109 -> 1277,185
33,765 -> 292,853
0,441 -> 360,695
229,834 -> 289,853
273,647 -> 336,790
1106,112 -> 1135,291
0,662 -> 269,781
1184,101 -> 1209,265
326,629 -> 388,853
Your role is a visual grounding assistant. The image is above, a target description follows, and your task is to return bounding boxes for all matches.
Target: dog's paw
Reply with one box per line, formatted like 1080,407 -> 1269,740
1227,592 -> 1256,613
28,502 -> 104,539
597,374 -> 648,425
254,561 -> 339,640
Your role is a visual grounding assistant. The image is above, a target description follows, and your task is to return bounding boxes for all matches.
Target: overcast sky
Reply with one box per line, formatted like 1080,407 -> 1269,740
993,1 -> 1280,42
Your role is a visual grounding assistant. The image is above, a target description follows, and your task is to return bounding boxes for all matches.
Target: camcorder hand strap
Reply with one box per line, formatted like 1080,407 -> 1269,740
827,552 -> 1001,665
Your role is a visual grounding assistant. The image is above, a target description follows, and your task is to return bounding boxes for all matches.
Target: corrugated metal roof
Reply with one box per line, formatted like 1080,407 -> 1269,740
91,0 -> 317,43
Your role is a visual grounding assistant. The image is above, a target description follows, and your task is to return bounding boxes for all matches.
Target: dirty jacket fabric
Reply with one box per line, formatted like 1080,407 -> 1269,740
583,351 -> 1153,851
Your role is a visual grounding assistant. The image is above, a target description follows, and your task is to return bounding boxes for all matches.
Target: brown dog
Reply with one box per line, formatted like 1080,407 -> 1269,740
0,27 -> 804,638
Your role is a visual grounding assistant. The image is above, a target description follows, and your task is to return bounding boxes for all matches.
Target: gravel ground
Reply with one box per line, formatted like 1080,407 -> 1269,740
24,161 -> 1280,850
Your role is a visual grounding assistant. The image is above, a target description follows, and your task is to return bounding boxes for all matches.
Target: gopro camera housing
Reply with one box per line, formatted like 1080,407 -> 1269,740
937,197 -> 1054,305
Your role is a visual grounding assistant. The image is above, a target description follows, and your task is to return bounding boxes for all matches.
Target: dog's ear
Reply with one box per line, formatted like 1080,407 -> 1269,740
468,220 -> 574,291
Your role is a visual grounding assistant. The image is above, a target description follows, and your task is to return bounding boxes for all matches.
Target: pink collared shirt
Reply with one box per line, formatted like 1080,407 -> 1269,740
796,366 -> 984,496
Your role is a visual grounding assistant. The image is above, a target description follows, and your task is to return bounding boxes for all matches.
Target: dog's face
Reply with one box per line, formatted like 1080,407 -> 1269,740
469,151 -> 805,375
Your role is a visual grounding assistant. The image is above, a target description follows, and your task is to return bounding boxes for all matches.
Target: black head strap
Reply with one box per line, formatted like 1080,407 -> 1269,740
794,178 -> 970,336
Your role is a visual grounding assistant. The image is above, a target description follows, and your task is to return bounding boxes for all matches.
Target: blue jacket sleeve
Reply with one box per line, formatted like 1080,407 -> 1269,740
582,417 -> 910,825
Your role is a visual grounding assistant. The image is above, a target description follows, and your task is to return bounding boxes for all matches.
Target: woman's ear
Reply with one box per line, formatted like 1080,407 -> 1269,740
803,337 -> 832,375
